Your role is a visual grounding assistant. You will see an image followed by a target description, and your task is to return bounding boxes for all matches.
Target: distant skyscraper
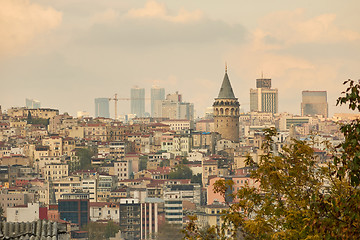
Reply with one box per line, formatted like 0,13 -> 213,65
250,78 -> 278,114
131,86 -> 145,117
301,91 -> 328,118
26,98 -> 41,109
94,98 -> 110,118
151,86 -> 165,117
161,92 -> 194,120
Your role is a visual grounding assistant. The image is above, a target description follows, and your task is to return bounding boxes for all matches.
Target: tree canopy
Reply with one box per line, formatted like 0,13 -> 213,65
184,79 -> 360,239
169,164 -> 193,179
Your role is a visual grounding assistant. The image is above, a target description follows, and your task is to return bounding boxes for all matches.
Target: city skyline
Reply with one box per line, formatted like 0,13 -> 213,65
0,0 -> 359,117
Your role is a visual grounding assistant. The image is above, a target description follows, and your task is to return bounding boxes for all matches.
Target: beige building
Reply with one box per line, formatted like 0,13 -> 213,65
47,176 -> 82,204
44,163 -> 69,181
161,119 -> 192,131
202,160 -> 218,187
84,123 -> 107,141
0,191 -> 35,217
7,107 -> 59,119
42,136 -> 63,156
114,160 -> 130,180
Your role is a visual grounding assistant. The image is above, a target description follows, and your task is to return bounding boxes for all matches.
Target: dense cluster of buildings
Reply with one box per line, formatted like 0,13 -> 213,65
0,68 -> 354,239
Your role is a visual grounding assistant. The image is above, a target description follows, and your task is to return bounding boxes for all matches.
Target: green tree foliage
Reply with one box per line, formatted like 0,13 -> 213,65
26,112 -> 49,126
169,164 -> 192,179
139,156 -> 148,171
160,159 -> 170,167
191,173 -> 202,185
76,148 -> 95,170
82,221 -> 120,240
183,80 -> 360,239
0,206 -> 4,221
156,223 -> 184,240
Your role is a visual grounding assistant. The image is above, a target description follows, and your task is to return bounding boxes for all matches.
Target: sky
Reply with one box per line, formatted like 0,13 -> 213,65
1,0 -> 360,118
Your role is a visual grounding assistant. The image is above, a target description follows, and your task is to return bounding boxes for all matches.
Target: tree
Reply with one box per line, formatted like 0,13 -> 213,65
156,223 -> 184,240
76,148 -> 95,170
191,173 -> 202,185
184,80 -> 360,239
139,156 -> 148,171
0,206 -> 4,221
82,221 -> 120,240
169,164 -> 192,179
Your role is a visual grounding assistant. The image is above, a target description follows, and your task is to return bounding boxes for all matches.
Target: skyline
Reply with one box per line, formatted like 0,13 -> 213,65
1,0 -> 359,117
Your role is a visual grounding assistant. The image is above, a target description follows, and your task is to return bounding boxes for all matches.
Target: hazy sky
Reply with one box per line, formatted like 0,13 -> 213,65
1,0 -> 360,118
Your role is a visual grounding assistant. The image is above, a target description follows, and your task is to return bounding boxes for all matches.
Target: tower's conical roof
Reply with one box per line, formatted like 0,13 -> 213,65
217,71 -> 236,99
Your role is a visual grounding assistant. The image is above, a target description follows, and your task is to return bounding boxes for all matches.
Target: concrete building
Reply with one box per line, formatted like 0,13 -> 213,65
114,159 -> 131,181
25,98 -> 41,109
140,198 -> 162,239
151,86 -> 165,117
119,198 -> 141,240
7,203 -> 47,222
90,202 -> 119,222
213,67 -> 240,142
95,98 -> 110,118
161,92 -> 194,121
301,91 -> 328,118
160,119 -> 192,131
164,199 -> 183,225
44,163 -> 69,181
131,87 -> 145,118
250,78 -> 278,114
0,191 -> 35,217
163,184 -> 201,206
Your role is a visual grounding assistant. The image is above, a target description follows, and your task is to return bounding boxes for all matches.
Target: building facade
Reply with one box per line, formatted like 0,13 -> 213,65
151,86 -> 165,118
213,68 -> 240,142
250,78 -> 278,114
95,98 -> 110,118
131,87 -> 145,118
119,198 -> 141,240
58,193 -> 90,227
161,92 -> 194,120
301,91 -> 328,118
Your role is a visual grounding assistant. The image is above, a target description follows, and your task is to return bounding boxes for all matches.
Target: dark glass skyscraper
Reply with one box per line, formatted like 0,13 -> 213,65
95,98 -> 110,118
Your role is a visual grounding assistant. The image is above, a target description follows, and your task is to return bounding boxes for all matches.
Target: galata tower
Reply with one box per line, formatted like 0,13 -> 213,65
213,66 -> 240,142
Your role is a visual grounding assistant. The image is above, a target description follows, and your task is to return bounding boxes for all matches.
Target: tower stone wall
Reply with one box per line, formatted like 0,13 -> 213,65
213,69 -> 240,142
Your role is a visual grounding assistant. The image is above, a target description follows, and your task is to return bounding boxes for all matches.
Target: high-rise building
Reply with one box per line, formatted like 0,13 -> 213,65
94,98 -> 110,118
250,78 -> 278,114
213,67 -> 240,142
161,92 -> 194,120
26,98 -> 41,109
151,86 -> 165,117
119,198 -> 141,240
301,91 -> 328,118
131,87 -> 145,117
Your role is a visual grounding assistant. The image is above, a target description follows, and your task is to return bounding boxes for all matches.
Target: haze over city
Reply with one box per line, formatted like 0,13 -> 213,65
1,0 -> 360,117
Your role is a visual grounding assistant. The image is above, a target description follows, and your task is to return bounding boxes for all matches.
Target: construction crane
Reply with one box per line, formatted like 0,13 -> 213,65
109,94 -> 151,120
109,94 -> 119,120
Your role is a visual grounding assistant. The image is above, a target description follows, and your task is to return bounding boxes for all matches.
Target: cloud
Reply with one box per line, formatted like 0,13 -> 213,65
258,9 -> 360,47
91,8 -> 120,24
0,0 -> 62,57
127,0 -> 203,23
226,9 -> 360,114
